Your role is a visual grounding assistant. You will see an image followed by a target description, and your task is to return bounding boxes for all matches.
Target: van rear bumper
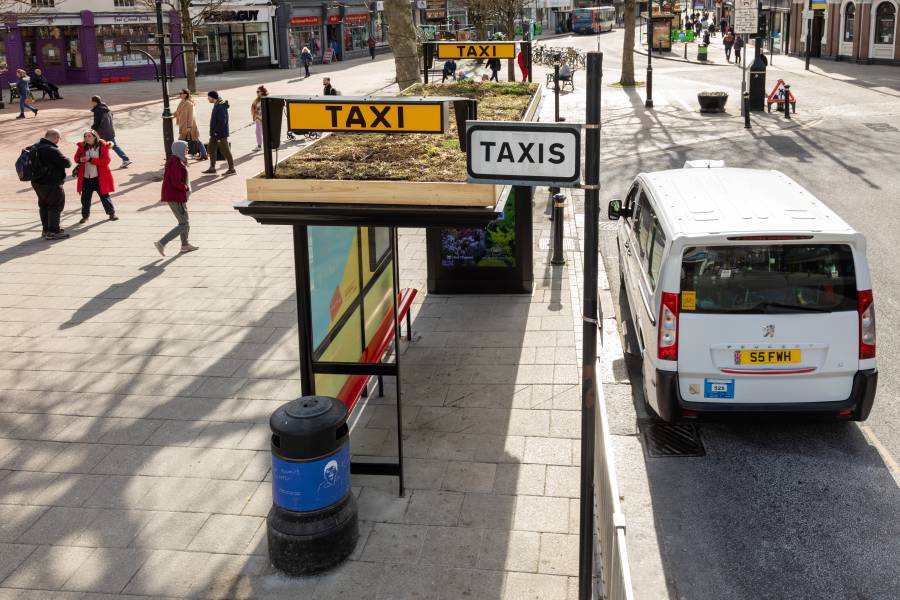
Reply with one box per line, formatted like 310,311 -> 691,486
654,369 -> 878,422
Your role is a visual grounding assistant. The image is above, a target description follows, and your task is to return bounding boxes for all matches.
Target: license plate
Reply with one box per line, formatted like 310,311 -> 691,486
736,349 -> 801,365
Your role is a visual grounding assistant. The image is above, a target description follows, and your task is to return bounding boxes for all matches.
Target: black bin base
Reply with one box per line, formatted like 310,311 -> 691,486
267,492 -> 359,576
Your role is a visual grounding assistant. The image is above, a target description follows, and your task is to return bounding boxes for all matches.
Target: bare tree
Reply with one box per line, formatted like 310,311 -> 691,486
139,0 -> 228,93
383,0 -> 421,90
460,0 -> 490,40
488,0 -> 526,81
619,0 -> 636,86
0,0 -> 64,27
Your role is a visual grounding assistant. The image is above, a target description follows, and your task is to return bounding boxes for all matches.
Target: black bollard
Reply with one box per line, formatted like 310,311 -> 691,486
551,193 -> 566,265
783,84 -> 791,120
554,62 -> 561,123
744,92 -> 751,129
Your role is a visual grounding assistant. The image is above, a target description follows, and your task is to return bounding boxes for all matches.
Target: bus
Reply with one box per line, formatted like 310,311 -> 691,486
571,6 -> 616,34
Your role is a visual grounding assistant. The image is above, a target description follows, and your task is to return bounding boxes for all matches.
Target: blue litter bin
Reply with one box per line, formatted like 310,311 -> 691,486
267,396 -> 358,575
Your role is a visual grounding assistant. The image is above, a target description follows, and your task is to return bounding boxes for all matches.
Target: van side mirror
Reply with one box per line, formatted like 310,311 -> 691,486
607,200 -> 623,220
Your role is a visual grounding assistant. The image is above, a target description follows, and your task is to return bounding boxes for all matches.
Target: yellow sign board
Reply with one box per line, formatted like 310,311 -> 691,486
810,2 -> 826,9
435,42 -> 517,60
287,100 -> 447,133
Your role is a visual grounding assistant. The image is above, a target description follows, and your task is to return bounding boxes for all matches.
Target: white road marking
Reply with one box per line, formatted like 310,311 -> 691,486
859,424 -> 900,488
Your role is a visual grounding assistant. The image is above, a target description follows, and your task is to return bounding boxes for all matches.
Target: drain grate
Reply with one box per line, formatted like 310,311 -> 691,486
643,422 -> 706,457
864,122 -> 899,132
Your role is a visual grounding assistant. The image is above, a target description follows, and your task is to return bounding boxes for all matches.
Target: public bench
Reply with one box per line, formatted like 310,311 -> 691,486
8,83 -> 50,104
545,69 -> 576,92
341,287 -> 418,412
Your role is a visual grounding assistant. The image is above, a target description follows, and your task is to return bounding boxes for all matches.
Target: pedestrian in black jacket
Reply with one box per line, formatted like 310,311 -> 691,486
31,68 -> 62,99
202,90 -> 235,175
91,95 -> 131,168
31,129 -> 72,240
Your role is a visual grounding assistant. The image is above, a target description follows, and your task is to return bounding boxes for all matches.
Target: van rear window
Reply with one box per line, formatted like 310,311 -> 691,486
680,244 -> 857,313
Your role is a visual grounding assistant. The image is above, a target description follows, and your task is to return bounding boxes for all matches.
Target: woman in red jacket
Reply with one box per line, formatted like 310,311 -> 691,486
74,130 -> 118,223
155,140 -> 197,255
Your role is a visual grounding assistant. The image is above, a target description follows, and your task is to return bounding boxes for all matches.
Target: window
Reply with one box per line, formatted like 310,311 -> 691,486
95,24 -> 169,68
195,35 -> 219,63
114,0 -> 136,6
368,228 -> 391,271
0,32 -> 8,75
31,0 -> 54,7
680,244 -> 858,314
648,220 -> 666,287
843,3 -> 855,42
876,3 -> 896,44
636,192 -> 654,259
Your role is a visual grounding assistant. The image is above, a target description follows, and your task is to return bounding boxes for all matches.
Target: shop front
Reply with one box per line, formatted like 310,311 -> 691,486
762,0 -> 791,55
193,4 -> 277,74
288,14 -> 323,68
1,11 -> 184,88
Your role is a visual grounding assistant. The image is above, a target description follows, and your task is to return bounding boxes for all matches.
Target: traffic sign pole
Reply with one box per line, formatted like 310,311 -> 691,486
805,0 -> 812,70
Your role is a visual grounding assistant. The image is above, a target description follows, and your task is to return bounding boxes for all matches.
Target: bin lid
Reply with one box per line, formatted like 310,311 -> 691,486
270,395 -> 349,459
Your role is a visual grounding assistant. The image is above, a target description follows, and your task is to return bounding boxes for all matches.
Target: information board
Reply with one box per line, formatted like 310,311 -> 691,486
734,8 -> 759,34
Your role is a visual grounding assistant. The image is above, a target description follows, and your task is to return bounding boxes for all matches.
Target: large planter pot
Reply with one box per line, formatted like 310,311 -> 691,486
698,92 -> 728,113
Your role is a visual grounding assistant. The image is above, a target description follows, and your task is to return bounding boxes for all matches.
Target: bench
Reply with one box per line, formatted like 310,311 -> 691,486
545,70 -> 576,92
9,83 -> 50,104
338,287 -> 418,412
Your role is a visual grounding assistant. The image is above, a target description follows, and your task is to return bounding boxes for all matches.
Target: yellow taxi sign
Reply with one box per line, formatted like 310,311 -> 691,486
435,42 -> 517,60
287,99 -> 447,133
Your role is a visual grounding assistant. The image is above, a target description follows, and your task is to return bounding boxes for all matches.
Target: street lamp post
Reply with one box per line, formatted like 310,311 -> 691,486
126,0 -> 196,158
805,0 -> 812,70
646,15 -> 653,108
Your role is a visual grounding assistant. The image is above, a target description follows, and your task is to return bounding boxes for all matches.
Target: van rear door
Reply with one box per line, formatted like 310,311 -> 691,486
677,242 -> 861,405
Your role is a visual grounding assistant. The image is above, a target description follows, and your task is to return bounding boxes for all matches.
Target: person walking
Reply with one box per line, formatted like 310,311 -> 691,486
322,77 -> 339,95
74,130 -> 118,223
487,57 -> 501,82
15,69 -> 38,119
251,85 -> 269,150
174,89 -> 207,161
734,35 -> 745,65
91,96 -> 131,168
368,35 -> 376,60
202,91 -> 235,176
155,140 -> 197,256
300,46 -> 313,78
31,68 -> 62,99
30,129 -> 71,240
517,50 -> 528,81
723,30 -> 735,62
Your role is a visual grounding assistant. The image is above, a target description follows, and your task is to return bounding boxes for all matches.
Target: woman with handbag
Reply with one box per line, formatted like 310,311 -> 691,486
74,130 -> 118,223
174,89 -> 207,161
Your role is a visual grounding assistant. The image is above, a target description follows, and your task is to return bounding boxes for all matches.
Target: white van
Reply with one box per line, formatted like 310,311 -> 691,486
608,166 -> 877,422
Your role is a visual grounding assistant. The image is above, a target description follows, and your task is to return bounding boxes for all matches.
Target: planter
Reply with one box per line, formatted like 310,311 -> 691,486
247,178 -> 501,207
697,92 -> 728,113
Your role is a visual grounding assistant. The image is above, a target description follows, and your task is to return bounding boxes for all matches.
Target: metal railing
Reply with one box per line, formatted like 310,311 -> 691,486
593,368 -> 635,600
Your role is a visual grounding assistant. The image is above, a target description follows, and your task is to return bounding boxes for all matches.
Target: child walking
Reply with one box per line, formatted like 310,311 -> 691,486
155,140 -> 198,256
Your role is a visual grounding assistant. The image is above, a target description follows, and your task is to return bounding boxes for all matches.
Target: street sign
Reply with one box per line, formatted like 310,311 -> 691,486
734,7 -> 759,34
767,79 -> 796,104
803,9 -> 814,19
435,42 -> 517,60
286,98 -> 451,133
465,121 -> 582,187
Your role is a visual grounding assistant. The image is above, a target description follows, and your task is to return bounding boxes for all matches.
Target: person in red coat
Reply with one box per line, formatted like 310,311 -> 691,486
74,130 -> 118,222
517,50 -> 528,81
155,140 -> 198,255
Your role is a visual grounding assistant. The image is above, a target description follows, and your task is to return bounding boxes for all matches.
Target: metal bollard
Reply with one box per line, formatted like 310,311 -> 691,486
744,92 -> 751,129
784,84 -> 791,120
551,192 -> 566,266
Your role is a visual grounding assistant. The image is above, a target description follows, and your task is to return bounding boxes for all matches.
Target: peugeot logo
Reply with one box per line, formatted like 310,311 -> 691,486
763,324 -> 775,338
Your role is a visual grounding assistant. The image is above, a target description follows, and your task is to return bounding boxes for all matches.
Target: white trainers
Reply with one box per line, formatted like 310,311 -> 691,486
154,241 -> 165,256
179,244 -> 199,254
121,160 -> 132,168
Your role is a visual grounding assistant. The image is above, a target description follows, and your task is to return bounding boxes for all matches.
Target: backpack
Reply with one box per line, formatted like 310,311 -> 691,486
15,145 -> 44,182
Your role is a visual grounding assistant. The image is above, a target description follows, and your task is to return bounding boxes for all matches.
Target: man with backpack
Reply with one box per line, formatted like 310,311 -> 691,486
20,129 -> 72,240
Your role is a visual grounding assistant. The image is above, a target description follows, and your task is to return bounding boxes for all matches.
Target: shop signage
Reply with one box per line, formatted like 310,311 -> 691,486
291,16 -> 321,26
286,98 -> 450,134
435,42 -> 517,59
465,122 -> 582,187
328,15 -> 342,24
345,13 -> 370,24
206,10 -> 261,23
810,2 -> 827,9
112,15 -> 157,24
802,9 -> 814,19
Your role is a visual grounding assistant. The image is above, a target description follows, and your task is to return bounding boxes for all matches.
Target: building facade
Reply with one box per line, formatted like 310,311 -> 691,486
789,0 -> 899,63
192,2 -> 279,75
1,0 -> 185,89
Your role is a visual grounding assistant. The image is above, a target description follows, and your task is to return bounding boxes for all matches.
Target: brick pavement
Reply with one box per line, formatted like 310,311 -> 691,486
0,56 -> 588,599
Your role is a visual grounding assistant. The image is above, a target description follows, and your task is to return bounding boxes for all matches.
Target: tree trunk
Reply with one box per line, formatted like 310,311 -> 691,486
505,16 -> 516,81
384,0 -> 421,90
179,0 -> 198,93
620,0 -> 636,86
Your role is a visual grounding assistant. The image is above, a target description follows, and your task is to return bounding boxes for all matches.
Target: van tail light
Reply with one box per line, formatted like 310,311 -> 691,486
857,290 -> 876,359
658,292 -> 679,361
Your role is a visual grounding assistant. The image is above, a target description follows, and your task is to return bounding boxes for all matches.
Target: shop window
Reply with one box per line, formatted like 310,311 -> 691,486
843,3 -> 855,42
0,33 -> 8,75
195,35 -> 219,63
244,24 -> 270,58
96,24 -> 169,68
40,41 -> 62,66
114,0 -> 136,6
875,3 -> 896,44
31,0 -> 55,7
